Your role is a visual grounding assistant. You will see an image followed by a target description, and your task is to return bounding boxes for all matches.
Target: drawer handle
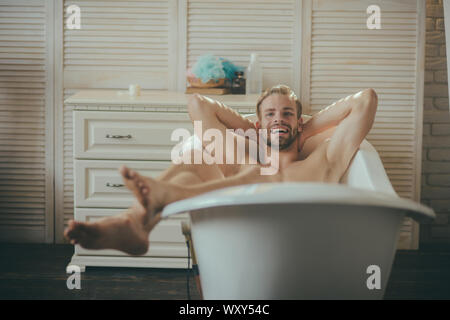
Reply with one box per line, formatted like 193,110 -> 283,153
106,134 -> 132,139
106,183 -> 125,188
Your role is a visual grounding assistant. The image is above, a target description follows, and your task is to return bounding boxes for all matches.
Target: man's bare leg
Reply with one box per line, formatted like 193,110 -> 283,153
64,161 -> 277,255
128,163 -> 281,217
156,154 -> 226,183
122,160 -> 225,210
64,150 -> 225,255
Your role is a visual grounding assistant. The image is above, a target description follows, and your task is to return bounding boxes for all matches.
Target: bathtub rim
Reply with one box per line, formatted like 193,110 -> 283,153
161,182 -> 435,223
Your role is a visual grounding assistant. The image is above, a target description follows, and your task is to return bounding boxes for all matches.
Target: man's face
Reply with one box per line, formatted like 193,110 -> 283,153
256,94 -> 302,150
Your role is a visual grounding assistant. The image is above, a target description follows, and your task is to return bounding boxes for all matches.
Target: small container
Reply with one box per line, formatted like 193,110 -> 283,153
129,84 -> 141,97
231,71 -> 246,94
246,53 -> 263,94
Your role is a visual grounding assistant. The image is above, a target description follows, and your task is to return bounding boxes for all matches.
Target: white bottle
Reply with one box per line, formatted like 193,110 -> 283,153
246,53 -> 263,94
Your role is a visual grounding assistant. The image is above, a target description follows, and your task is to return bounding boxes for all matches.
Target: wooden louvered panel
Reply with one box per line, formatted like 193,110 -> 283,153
186,0 -> 300,92
60,0 -> 176,238
63,0 -> 172,89
62,89 -> 75,231
0,0 -> 51,242
304,0 -> 424,249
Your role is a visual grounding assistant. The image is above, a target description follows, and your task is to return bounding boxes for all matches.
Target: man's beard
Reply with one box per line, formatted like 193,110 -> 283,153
264,125 -> 299,151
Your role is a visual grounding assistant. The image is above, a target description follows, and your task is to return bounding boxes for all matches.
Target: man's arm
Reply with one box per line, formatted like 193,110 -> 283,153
300,89 -> 377,160
186,94 -> 256,165
187,94 -> 256,133
316,88 -> 377,179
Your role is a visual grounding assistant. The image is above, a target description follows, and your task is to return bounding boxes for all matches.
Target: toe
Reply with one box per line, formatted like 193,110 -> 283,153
140,175 -> 152,188
67,221 -> 88,239
65,220 -> 74,231
134,175 -> 145,190
119,165 -> 130,179
64,220 -> 75,237
137,177 -> 150,192
121,168 -> 141,193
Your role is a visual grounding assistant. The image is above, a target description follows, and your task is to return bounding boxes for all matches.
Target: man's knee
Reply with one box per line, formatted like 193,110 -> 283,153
169,171 -> 203,185
179,149 -> 203,164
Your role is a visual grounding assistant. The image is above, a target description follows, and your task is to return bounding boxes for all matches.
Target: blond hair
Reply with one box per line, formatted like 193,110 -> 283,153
256,85 -> 302,119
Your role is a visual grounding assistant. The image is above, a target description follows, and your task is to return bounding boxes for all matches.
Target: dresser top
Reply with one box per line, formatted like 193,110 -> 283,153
64,89 -> 260,107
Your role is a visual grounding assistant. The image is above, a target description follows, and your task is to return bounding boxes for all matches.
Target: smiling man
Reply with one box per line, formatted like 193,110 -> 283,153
256,87 -> 303,151
64,85 -> 378,255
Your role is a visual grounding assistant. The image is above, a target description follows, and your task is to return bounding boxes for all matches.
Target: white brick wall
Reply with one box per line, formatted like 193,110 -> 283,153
421,0 -> 450,247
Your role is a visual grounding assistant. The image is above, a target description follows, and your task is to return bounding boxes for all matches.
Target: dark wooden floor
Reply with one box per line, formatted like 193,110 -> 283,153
0,244 -> 449,300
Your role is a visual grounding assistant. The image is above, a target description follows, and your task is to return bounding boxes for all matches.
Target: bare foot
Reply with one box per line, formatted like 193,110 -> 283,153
64,202 -> 161,256
120,165 -> 188,217
119,165 -> 148,208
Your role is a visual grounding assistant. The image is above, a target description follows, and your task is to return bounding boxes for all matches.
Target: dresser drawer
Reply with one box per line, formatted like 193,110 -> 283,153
74,208 -> 188,258
74,111 -> 192,160
74,159 -> 175,209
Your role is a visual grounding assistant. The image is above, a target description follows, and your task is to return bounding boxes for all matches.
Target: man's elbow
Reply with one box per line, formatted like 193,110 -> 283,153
354,88 -> 377,116
361,88 -> 378,110
187,94 -> 210,119
187,94 -> 202,112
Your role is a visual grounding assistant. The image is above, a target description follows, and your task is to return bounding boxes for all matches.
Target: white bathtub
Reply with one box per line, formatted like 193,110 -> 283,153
162,140 -> 435,299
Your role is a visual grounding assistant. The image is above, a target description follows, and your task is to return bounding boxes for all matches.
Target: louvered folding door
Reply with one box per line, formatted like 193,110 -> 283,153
63,0 -> 175,89
186,0 -> 302,92
301,0 -> 425,249
59,0 -> 175,242
0,0 -> 54,243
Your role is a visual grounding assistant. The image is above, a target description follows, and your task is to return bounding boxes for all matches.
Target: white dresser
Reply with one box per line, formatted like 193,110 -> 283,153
65,90 -> 259,271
